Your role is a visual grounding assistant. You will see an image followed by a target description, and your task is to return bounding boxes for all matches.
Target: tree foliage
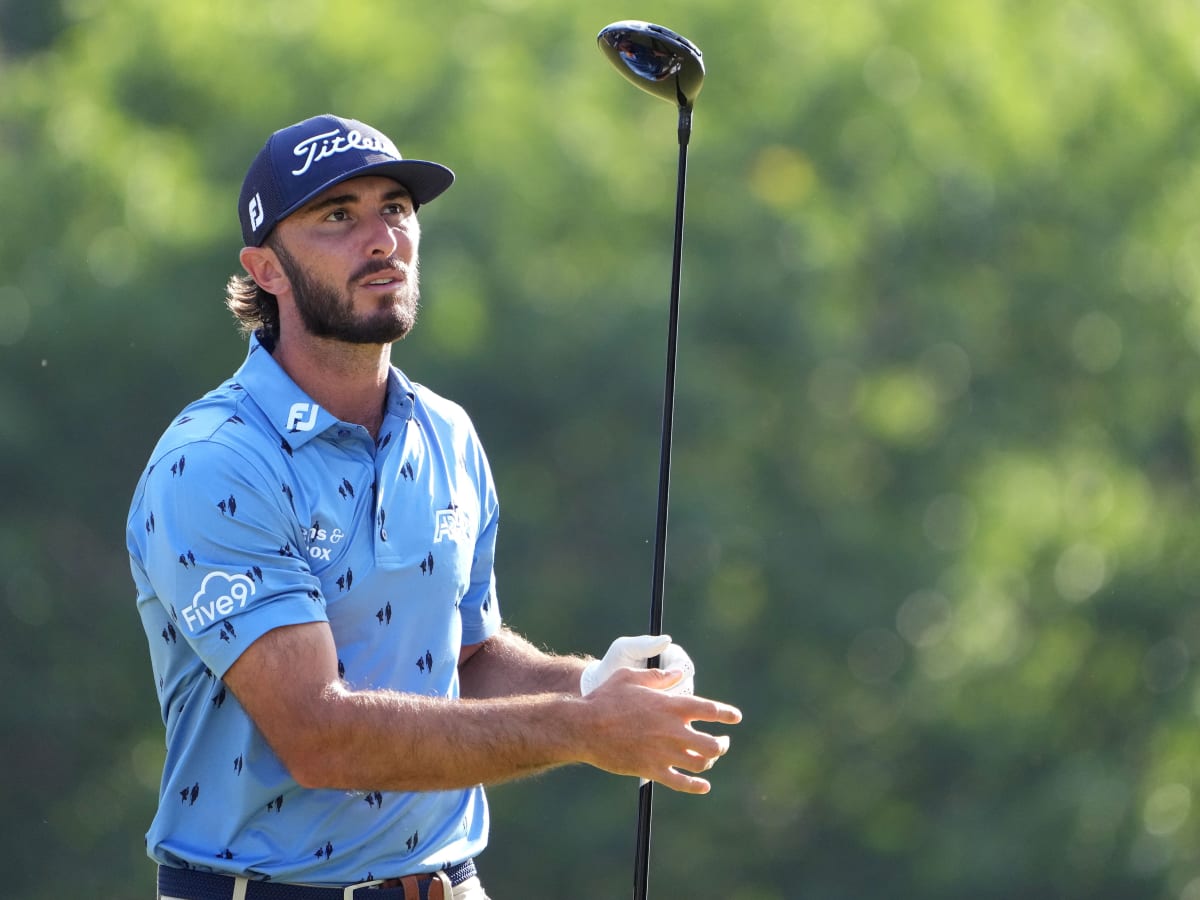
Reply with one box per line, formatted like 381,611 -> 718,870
5,1 -> 1200,897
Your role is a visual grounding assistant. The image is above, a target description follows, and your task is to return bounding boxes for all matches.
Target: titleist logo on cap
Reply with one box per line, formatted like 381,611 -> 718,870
291,128 -> 399,177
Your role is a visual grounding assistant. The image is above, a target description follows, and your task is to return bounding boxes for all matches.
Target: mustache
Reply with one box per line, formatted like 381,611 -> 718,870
349,257 -> 408,285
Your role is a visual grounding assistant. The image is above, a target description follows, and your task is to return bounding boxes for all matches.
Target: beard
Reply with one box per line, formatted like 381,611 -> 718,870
272,241 -> 421,344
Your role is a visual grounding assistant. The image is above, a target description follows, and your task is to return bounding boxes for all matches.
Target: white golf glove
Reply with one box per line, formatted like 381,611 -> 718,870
580,634 -> 695,697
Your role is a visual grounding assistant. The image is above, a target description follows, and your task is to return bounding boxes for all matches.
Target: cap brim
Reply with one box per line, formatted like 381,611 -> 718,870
355,159 -> 455,207
275,158 -> 455,226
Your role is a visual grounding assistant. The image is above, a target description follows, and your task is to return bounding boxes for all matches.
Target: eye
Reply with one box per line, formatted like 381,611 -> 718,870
324,209 -> 351,222
382,202 -> 412,219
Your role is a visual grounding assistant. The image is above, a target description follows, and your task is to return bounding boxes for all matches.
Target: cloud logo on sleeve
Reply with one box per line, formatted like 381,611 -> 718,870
182,572 -> 257,633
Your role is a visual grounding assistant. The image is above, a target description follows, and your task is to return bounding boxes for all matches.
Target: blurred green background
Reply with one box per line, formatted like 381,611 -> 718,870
5,0 -> 1200,897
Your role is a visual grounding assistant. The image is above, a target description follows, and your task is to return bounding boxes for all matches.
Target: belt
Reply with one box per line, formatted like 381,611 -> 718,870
158,858 -> 476,900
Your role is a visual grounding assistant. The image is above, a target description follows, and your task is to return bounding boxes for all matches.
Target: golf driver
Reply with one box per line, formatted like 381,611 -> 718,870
596,20 -> 705,900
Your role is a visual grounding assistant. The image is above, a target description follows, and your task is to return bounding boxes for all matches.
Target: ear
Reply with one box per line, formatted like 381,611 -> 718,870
239,245 -> 290,296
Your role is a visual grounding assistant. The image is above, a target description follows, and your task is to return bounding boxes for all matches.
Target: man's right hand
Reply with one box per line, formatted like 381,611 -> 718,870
577,665 -> 742,795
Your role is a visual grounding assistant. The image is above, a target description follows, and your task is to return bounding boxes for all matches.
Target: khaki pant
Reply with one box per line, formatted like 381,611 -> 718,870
450,876 -> 490,899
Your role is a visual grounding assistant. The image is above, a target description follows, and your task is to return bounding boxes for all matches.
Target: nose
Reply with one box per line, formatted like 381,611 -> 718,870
365,214 -> 413,259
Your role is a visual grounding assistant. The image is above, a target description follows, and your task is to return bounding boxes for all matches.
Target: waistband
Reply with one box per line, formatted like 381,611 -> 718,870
158,858 -> 476,900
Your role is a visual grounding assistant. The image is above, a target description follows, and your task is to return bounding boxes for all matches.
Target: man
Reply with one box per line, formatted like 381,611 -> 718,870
127,114 -> 741,900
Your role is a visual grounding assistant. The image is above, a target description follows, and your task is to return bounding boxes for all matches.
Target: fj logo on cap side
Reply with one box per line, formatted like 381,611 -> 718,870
248,193 -> 264,231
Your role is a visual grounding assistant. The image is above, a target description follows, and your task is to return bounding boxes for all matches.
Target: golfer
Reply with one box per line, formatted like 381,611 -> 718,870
126,114 -> 741,900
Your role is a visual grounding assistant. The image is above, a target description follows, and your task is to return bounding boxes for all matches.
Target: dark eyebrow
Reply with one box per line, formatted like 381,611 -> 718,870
302,187 -> 413,217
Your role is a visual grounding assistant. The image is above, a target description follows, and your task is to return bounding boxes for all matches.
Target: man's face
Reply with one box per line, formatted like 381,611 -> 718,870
271,175 -> 422,344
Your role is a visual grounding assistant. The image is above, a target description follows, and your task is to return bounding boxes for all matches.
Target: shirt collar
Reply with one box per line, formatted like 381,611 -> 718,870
385,366 -> 417,422
234,333 -> 415,449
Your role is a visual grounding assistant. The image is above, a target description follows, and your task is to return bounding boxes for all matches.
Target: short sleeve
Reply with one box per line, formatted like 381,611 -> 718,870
129,439 -> 328,678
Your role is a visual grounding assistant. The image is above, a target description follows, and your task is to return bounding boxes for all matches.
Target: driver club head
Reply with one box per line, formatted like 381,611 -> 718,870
597,20 -> 705,110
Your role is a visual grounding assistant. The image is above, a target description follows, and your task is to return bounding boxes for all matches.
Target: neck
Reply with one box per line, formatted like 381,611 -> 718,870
273,332 -> 392,439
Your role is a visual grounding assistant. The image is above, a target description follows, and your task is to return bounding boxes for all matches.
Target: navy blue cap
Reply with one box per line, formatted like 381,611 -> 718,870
238,114 -> 455,247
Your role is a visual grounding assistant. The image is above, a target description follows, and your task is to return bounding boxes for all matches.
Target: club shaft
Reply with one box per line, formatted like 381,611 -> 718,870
633,106 -> 691,900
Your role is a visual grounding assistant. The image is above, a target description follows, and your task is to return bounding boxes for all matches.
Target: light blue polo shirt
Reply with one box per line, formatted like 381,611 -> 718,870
126,334 -> 502,885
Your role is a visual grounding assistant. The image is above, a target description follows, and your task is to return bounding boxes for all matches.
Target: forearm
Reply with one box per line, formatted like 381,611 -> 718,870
226,622 -> 738,796
459,626 -> 587,699
299,683 -> 587,792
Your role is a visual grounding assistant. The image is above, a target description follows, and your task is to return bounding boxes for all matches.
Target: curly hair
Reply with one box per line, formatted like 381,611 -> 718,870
225,272 -> 279,342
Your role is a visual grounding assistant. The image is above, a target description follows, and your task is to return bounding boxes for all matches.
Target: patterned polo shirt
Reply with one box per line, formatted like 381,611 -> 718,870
127,333 -> 502,885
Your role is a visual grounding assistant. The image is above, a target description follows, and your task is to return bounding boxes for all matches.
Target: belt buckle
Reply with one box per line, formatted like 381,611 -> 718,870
343,878 -> 386,899
341,870 -> 451,900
